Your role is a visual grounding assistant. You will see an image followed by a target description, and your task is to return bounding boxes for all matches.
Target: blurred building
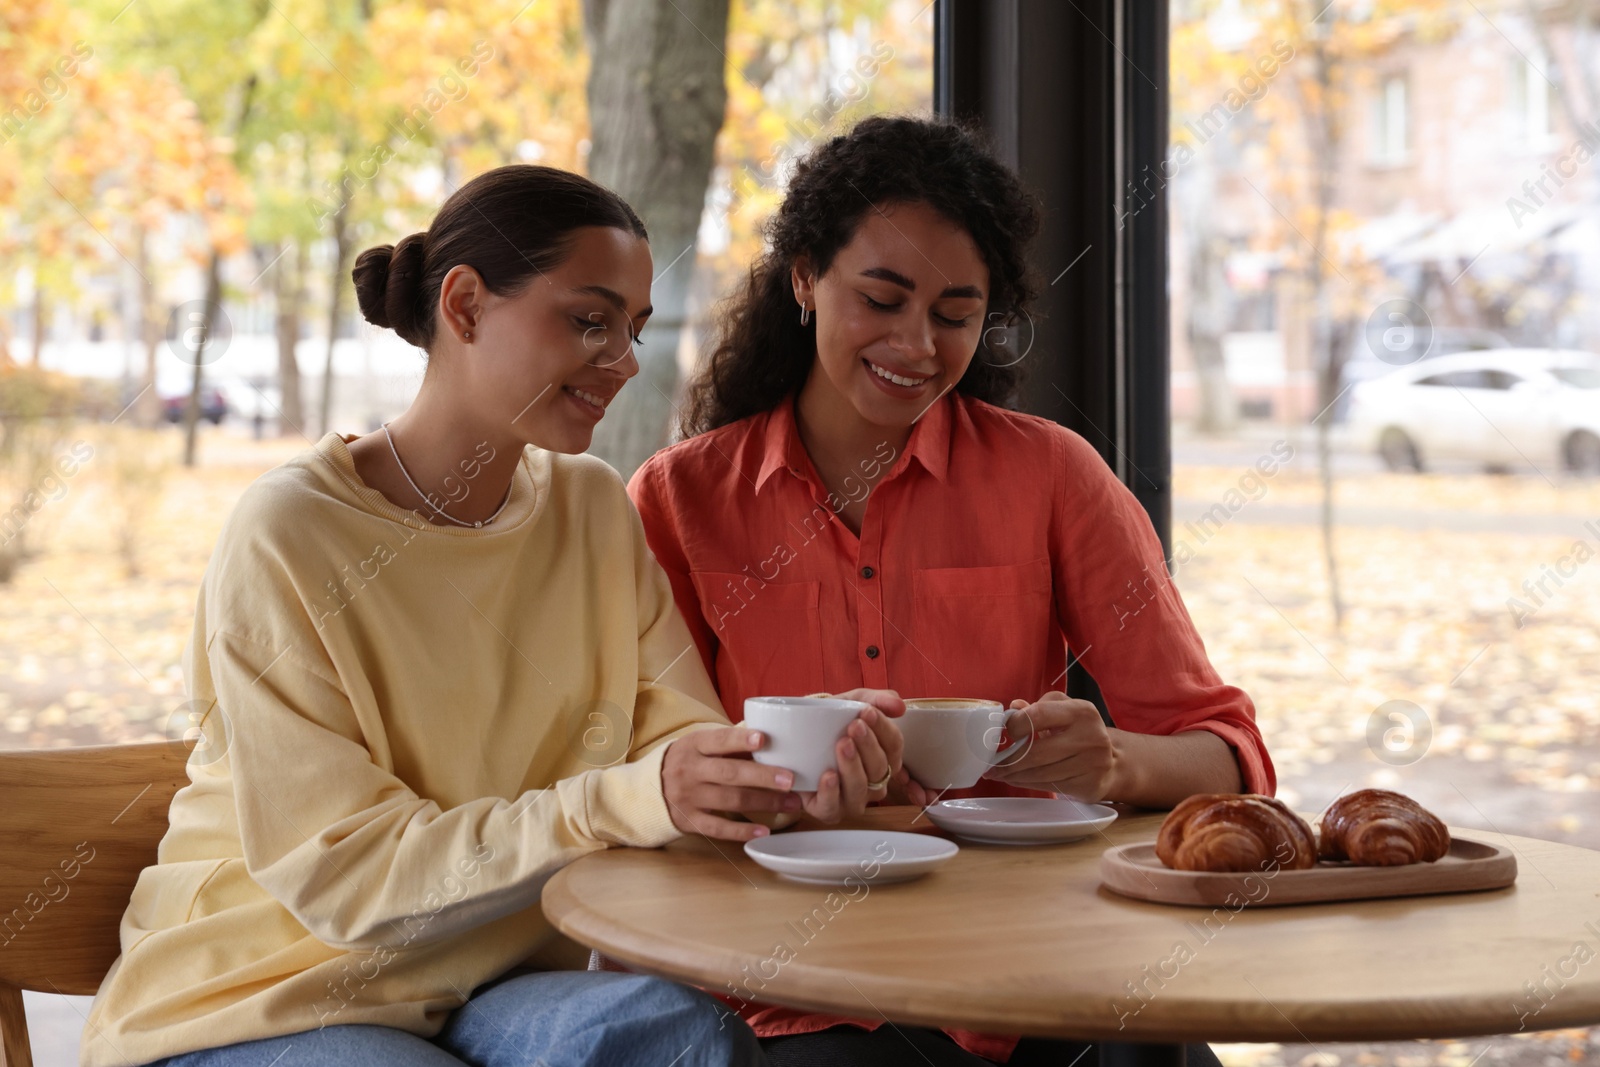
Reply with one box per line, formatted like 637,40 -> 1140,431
1170,3 -> 1600,428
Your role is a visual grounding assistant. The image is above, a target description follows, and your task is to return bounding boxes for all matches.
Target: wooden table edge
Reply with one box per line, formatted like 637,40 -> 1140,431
541,855 -> 1600,1044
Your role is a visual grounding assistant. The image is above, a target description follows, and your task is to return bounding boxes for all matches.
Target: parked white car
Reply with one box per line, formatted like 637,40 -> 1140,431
1347,349 -> 1600,474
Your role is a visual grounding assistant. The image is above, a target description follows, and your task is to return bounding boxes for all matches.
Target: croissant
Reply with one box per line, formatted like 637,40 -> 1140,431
1318,788 -> 1449,866
1156,794 -> 1318,872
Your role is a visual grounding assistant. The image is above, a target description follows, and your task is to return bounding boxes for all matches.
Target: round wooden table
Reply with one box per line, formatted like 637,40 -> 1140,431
542,807 -> 1600,1064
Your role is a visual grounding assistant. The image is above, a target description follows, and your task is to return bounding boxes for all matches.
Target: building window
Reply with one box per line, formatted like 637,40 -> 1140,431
1508,56 -> 1554,147
1369,74 -> 1409,165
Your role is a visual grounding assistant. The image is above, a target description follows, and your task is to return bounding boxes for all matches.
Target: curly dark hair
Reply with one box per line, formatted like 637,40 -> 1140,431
681,114 -> 1043,436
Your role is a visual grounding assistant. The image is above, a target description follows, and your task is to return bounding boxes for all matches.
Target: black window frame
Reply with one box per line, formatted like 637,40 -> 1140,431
935,0 -> 1169,715
935,0 -> 1169,554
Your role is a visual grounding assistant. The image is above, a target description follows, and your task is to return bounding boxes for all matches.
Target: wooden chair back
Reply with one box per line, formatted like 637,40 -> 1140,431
0,741 -> 191,1067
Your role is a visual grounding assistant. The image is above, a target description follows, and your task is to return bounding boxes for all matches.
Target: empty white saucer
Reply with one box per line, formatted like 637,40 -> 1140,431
926,797 -> 1118,845
744,830 -> 959,885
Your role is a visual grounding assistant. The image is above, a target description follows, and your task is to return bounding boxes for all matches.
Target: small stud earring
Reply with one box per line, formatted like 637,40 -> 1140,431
463,330 -> 473,342
799,303 -> 810,326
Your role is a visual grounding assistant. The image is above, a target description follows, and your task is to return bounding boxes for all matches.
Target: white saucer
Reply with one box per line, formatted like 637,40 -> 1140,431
744,830 -> 959,885
925,797 -> 1118,845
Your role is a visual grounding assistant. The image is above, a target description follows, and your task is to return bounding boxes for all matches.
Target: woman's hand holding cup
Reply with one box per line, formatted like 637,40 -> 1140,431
738,689 -> 909,825
884,768 -> 937,808
981,691 -> 1119,800
798,688 -> 907,823
661,688 -> 909,841
661,726 -> 803,842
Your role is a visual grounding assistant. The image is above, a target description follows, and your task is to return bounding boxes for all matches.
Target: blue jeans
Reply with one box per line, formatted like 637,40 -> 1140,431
145,971 -> 768,1067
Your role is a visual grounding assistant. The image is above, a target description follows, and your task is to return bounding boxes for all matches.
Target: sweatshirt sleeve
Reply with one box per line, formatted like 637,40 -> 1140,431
1049,431 -> 1276,796
205,626 -> 704,954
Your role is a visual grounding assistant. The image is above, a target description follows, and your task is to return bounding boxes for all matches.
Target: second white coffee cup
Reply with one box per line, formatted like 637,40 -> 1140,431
744,695 -> 869,791
899,697 -> 1013,790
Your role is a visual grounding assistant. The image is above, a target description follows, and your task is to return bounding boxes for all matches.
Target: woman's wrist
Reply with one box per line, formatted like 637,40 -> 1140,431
1100,728 -> 1142,802
1090,729 -> 1243,808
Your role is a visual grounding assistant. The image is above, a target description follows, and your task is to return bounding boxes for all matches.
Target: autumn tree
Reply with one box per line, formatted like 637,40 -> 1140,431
0,1 -> 98,369
580,0 -> 731,479
4,0 -> 928,472
62,66 -> 241,427
82,0 -> 269,462
247,0 -> 378,439
581,0 -> 931,477
709,0 -> 929,289
1177,0 -> 1455,629
294,0 -> 590,433
1523,0 -> 1598,139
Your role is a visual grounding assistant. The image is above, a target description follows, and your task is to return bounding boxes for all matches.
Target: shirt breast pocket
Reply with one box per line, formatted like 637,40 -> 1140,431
912,560 -> 1053,697
689,572 -> 826,707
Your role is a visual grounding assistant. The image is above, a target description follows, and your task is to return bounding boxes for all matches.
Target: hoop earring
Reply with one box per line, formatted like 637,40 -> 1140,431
799,303 -> 810,326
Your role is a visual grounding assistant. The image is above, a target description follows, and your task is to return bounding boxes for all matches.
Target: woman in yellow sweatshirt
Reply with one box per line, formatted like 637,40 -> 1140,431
83,164 -> 903,1067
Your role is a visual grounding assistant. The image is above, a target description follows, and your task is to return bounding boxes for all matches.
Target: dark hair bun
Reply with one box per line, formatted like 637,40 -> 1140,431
352,233 -> 427,346
348,165 -> 647,353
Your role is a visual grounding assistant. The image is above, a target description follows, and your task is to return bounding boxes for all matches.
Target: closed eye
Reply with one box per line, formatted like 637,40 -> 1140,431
861,293 -> 972,329
571,314 -> 644,347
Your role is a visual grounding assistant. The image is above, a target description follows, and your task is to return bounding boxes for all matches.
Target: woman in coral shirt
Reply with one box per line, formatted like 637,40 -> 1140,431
629,117 -> 1262,1066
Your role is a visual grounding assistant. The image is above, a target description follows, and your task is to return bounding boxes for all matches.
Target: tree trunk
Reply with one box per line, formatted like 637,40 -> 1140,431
29,287 -> 47,366
181,253 -> 222,467
136,225 -> 162,426
1187,235 -> 1236,434
183,71 -> 258,466
581,0 -> 731,480
1523,1 -> 1600,358
1304,13 -> 1345,633
1523,0 -> 1598,132
1316,318 -> 1351,634
275,238 -> 306,436
1193,339 -> 1236,434
318,193 -> 353,437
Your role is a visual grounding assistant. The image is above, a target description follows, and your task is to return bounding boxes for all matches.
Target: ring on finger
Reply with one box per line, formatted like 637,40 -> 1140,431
866,768 -> 893,791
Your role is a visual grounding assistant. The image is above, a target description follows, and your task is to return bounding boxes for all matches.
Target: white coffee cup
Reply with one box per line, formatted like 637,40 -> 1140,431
899,698 -> 1018,790
744,696 -> 870,791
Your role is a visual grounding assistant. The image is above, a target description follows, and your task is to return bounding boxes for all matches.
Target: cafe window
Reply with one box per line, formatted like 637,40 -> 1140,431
1166,0 -> 1600,868
1369,74 -> 1410,165
1163,6 -> 1600,1054
1507,56 -> 1555,147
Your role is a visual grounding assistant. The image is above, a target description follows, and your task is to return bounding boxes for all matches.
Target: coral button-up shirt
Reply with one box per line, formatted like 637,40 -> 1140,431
628,392 -> 1274,1061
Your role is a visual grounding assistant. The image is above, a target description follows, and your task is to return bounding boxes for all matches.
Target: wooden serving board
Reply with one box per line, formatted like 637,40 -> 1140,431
1099,836 -> 1517,907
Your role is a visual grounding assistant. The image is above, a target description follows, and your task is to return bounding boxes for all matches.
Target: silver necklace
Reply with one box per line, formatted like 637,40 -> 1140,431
382,423 -> 511,529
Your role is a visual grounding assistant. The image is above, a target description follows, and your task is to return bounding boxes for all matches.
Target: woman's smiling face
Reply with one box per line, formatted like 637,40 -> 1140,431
439,224 -> 653,455
793,200 -> 990,431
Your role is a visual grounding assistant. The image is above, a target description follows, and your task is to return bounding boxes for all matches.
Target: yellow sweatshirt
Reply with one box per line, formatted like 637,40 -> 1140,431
82,433 -> 730,1067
